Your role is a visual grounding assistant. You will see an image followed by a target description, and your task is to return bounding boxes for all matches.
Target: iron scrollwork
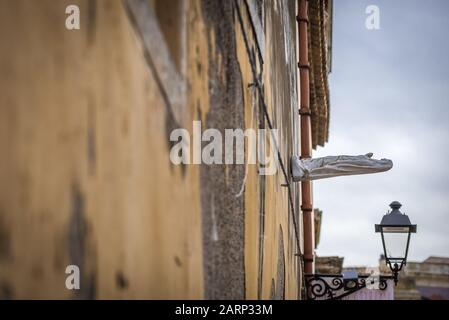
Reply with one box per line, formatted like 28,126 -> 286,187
305,273 -> 391,300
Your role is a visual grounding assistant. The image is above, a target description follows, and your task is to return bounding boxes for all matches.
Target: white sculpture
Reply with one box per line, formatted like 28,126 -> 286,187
291,153 -> 393,182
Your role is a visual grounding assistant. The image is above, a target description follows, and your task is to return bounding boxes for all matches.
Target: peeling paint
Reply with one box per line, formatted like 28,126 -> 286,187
67,185 -> 96,299
0,214 -> 11,262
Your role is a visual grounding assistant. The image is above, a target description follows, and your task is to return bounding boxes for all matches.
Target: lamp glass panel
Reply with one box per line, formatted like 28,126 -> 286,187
382,227 -> 409,260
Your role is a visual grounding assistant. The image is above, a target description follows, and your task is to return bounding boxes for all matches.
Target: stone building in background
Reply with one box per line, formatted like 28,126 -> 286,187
320,255 -> 449,300
0,0 -> 332,299
393,256 -> 449,300
315,256 -> 344,274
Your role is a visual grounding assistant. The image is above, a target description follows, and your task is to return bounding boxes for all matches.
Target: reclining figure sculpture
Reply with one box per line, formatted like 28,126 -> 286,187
291,153 -> 393,182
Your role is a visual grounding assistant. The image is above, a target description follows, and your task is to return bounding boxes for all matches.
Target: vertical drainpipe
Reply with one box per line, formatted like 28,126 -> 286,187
297,0 -> 315,274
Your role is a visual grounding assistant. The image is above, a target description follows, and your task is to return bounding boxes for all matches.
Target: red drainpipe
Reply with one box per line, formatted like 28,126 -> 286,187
297,0 -> 314,274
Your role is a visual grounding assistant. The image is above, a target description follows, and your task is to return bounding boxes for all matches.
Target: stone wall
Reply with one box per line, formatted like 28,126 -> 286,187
0,0 -> 303,299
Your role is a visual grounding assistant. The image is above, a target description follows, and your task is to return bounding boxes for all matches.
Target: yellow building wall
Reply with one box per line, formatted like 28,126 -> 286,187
0,0 -> 302,299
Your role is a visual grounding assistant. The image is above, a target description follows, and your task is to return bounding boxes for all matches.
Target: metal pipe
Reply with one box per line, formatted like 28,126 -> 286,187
297,0 -> 315,274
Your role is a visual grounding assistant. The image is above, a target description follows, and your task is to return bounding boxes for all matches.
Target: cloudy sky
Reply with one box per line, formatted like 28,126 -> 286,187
313,0 -> 449,267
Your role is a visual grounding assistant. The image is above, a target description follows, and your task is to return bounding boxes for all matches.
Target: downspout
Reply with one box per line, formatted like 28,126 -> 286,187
297,0 -> 314,274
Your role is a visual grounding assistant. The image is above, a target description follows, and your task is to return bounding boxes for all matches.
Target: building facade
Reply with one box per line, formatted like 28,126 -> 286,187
394,256 -> 449,300
0,0 -> 331,299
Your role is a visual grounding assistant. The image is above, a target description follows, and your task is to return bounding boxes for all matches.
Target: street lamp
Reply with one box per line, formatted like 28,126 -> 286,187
375,201 -> 417,285
304,200 -> 416,299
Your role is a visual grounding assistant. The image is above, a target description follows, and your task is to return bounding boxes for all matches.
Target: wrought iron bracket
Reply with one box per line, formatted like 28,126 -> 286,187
305,273 -> 394,300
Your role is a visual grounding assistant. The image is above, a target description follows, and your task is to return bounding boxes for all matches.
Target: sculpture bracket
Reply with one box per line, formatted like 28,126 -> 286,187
291,153 -> 393,182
